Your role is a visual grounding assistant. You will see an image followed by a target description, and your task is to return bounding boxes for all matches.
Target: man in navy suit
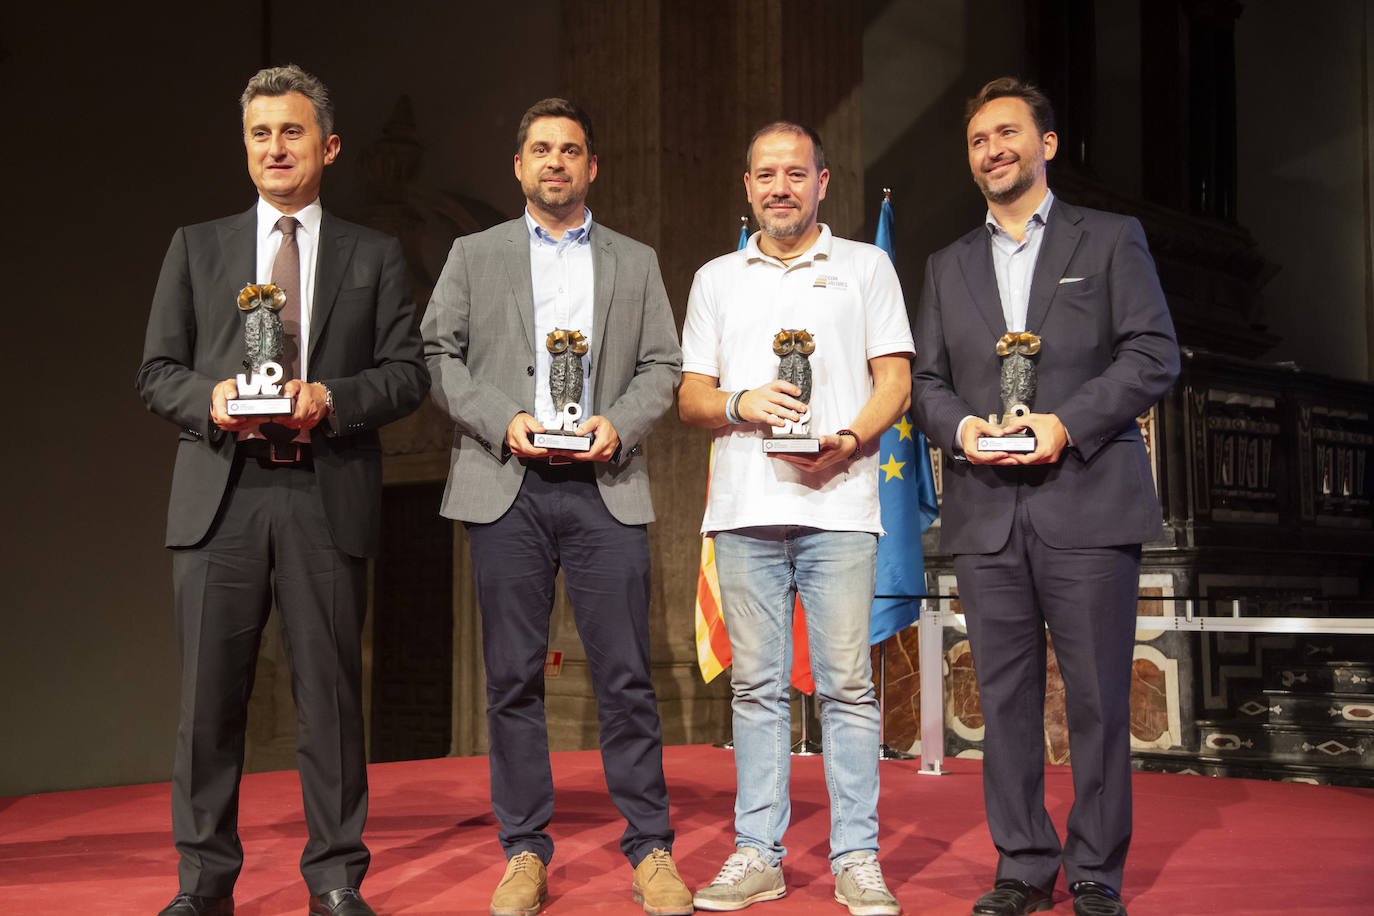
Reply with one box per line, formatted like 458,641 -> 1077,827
138,64 -> 428,916
911,77 -> 1179,916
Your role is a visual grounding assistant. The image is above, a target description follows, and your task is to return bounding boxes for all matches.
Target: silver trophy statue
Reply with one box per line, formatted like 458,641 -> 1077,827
227,284 -> 292,417
533,328 -> 593,451
977,331 -> 1041,452
763,328 -> 820,454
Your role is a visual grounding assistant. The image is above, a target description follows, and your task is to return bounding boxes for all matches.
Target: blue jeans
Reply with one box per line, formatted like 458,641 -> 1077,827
714,526 -> 881,869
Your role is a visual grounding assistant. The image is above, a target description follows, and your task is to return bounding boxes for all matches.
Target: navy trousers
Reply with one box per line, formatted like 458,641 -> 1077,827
954,492 -> 1139,893
465,460 -> 672,866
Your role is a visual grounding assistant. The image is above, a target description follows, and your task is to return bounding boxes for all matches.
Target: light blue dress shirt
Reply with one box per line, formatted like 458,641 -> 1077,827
526,207 -> 595,429
986,189 -> 1055,332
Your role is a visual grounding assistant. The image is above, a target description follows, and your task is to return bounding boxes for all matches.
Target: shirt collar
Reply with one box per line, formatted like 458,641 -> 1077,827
525,206 -> 593,247
745,222 -> 834,266
984,188 -> 1055,239
257,197 -> 323,240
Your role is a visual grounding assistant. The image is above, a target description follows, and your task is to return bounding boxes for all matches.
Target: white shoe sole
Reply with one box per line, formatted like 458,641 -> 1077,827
834,889 -> 901,916
692,886 -> 787,911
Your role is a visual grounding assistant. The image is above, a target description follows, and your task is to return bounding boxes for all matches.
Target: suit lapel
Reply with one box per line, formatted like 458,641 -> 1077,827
1025,200 -> 1084,334
590,223 -> 615,386
956,229 -> 1007,338
217,206 -> 258,312
501,220 -> 537,354
309,210 -> 356,364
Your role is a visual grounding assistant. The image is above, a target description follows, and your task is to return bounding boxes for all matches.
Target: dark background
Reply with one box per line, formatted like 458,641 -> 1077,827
1,0 -> 1369,795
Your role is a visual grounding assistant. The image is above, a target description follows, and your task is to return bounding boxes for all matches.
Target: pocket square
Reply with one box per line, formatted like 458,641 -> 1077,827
1059,276 -> 1085,284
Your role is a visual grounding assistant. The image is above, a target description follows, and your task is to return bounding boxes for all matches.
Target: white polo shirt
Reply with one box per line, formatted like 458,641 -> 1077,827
682,224 -> 914,535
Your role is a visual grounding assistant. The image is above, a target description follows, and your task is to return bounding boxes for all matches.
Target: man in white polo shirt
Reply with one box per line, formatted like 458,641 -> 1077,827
678,122 -> 913,915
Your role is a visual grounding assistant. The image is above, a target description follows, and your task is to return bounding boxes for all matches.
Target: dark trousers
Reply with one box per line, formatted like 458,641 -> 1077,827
465,461 -> 672,867
170,456 -> 370,896
954,493 -> 1139,893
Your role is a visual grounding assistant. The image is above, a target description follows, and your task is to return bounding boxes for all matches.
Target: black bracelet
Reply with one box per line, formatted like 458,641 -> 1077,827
836,428 -> 862,460
725,390 -> 745,424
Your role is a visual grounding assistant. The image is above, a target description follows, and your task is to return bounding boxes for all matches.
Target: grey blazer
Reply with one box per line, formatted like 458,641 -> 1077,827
421,217 -> 682,525
911,199 -> 1181,555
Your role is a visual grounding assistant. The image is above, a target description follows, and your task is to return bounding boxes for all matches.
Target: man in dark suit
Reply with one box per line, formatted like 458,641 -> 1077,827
911,78 -> 1180,916
137,64 -> 428,916
421,99 -> 689,916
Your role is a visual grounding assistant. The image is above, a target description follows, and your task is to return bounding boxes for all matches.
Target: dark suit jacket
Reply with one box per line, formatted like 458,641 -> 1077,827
421,217 -> 682,526
136,205 -> 429,558
912,198 -> 1180,555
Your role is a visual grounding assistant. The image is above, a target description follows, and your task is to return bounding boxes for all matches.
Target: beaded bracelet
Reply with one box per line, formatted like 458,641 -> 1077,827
836,428 -> 862,460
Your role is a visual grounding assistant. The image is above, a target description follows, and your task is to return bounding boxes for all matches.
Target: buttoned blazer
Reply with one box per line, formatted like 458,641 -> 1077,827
911,199 -> 1181,554
136,206 -> 429,558
421,217 -> 682,525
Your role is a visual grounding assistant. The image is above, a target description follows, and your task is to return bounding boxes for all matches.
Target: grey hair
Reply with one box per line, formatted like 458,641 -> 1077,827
240,64 -> 335,138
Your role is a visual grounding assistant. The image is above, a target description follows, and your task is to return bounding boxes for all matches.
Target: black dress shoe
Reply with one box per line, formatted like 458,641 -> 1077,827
972,878 -> 1052,916
1070,881 -> 1126,916
308,887 -> 377,916
156,894 -> 234,916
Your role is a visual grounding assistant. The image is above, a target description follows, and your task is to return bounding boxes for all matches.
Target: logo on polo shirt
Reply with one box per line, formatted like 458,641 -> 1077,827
812,273 -> 848,290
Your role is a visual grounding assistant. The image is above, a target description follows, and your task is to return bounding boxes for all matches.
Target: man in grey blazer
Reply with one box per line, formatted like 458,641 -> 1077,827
137,66 -> 427,916
421,98 -> 689,916
912,78 -> 1179,916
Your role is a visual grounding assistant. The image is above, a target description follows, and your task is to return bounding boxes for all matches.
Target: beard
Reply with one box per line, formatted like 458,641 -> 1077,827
975,156 -> 1040,205
756,197 -> 815,239
523,174 -> 583,216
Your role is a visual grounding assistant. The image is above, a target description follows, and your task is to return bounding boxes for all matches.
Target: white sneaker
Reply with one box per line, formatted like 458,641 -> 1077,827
692,847 -> 786,911
834,851 -> 900,915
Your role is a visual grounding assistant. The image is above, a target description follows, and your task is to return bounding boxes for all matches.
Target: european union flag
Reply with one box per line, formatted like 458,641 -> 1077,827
871,194 -> 939,644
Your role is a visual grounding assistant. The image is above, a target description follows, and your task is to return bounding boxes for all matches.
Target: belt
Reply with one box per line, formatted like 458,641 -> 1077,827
236,438 -> 314,468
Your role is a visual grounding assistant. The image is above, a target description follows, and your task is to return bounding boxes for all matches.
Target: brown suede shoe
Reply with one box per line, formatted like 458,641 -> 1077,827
490,851 -> 548,916
632,848 -> 694,915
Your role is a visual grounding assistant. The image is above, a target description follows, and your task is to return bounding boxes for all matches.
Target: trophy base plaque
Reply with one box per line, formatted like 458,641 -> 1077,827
763,437 -> 821,455
977,434 -> 1036,453
228,396 -> 293,417
533,431 -> 593,452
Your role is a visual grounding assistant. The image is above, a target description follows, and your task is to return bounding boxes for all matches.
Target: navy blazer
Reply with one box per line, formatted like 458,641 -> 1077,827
912,199 -> 1181,554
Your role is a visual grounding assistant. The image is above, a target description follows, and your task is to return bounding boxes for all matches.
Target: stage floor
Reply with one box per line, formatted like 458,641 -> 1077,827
1,745 -> 1371,914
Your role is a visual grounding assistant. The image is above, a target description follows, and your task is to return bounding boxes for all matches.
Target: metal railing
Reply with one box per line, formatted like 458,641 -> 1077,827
906,594 -> 1374,775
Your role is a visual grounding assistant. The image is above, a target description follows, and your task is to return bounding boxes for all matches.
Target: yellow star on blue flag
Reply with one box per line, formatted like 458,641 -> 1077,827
870,193 -> 939,645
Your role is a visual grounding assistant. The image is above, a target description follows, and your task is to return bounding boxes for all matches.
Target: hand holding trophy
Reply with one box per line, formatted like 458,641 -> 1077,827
532,328 -> 593,452
762,328 -> 820,454
227,283 -> 293,417
977,330 -> 1041,452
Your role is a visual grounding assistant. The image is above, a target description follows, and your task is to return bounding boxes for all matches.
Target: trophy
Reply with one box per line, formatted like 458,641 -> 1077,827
227,284 -> 293,417
977,331 -> 1040,452
762,329 -> 820,455
532,329 -> 593,451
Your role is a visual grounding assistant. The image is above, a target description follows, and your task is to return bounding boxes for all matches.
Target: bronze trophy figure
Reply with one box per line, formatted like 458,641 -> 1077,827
228,283 -> 292,416
533,328 -> 593,451
978,331 -> 1041,452
763,328 -> 820,454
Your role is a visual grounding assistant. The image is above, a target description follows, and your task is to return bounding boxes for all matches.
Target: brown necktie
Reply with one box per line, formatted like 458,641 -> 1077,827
271,216 -> 302,381
261,216 -> 303,449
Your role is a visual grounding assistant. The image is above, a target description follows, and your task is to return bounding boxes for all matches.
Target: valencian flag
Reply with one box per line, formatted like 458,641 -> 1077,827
695,217 -> 817,693
870,191 -> 939,644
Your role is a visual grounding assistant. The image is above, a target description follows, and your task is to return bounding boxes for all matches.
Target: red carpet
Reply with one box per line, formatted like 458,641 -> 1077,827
1,746 -> 1371,914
